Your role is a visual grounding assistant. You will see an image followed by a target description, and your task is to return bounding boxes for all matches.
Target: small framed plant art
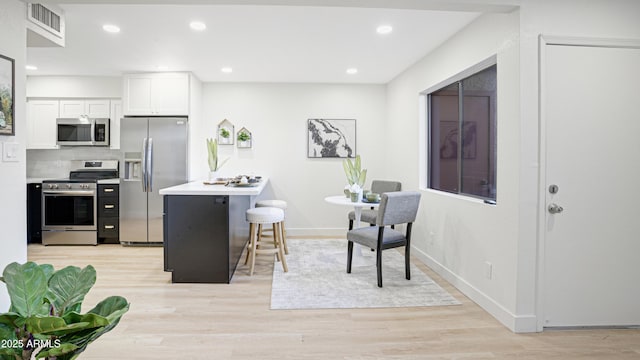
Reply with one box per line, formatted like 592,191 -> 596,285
237,127 -> 252,148
0,54 -> 15,136
217,118 -> 234,145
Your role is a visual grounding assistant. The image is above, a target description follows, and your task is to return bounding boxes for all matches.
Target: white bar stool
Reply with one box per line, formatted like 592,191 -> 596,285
255,200 -> 289,254
245,207 -> 287,276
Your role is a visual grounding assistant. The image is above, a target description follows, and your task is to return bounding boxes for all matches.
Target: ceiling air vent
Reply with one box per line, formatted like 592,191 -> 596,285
26,3 -> 65,47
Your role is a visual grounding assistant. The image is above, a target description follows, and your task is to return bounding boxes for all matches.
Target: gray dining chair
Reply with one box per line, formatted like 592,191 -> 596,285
348,180 -> 402,230
346,191 -> 421,287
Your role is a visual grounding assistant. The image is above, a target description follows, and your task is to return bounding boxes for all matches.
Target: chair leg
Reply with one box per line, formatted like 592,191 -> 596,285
276,222 -> 288,272
348,219 -> 353,230
346,241 -> 353,273
405,245 -> 411,280
376,248 -> 383,287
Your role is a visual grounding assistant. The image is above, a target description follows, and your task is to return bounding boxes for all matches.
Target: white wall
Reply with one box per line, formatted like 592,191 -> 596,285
197,83 -> 386,236
27,76 -> 122,98
386,11 -> 523,330
517,0 -> 640,331
386,0 -> 640,333
0,0 -> 27,311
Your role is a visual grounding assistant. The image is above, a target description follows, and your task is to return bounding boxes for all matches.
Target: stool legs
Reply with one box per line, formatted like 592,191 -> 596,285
281,220 -> 289,255
275,222 -> 288,272
245,221 -> 287,276
248,222 -> 257,276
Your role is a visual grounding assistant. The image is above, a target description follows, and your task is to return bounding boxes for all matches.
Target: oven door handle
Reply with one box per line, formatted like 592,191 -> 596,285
42,190 -> 96,196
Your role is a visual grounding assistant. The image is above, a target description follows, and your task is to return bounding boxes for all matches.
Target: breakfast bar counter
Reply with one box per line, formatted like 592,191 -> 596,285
159,178 -> 268,283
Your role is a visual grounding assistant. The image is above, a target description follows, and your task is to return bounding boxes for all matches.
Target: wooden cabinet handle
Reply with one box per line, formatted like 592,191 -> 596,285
104,204 -> 115,209
104,188 -> 115,192
104,225 -> 115,230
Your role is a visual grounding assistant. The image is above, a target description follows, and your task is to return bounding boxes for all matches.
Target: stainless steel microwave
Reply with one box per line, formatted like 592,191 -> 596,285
56,117 -> 110,146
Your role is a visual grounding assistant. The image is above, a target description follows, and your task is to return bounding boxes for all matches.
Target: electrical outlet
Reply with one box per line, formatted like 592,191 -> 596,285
484,261 -> 493,279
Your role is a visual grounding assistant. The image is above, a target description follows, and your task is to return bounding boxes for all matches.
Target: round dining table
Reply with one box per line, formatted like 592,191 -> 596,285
325,195 -> 380,258
324,195 -> 380,229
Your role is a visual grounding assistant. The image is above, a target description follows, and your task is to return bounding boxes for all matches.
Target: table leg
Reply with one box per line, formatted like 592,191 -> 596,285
353,206 -> 364,257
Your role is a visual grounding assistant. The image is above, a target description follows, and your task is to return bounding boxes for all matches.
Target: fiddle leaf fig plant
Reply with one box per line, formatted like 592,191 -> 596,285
342,154 -> 367,188
206,138 -> 229,172
0,262 -> 129,360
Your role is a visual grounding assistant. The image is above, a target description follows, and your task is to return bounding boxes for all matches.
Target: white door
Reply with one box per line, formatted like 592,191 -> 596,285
543,44 -> 640,327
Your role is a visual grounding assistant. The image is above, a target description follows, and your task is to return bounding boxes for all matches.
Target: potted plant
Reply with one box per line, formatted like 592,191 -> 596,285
0,262 -> 129,360
343,155 -> 366,202
237,131 -> 251,148
219,127 -> 231,144
206,138 -> 229,180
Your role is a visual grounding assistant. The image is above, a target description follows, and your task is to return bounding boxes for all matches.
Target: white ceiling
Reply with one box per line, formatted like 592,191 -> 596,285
26,2 -> 506,83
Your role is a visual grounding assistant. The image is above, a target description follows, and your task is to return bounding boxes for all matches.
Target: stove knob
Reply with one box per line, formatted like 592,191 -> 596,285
66,184 -> 72,189
53,184 -> 59,189
47,184 -> 53,189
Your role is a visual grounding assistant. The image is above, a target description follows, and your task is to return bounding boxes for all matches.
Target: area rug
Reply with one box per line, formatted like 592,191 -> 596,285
270,239 -> 460,310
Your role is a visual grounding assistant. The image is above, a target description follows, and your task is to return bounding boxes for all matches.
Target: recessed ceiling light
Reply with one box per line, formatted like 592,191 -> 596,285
157,65 -> 169,71
25,65 -> 38,71
221,67 -> 233,73
189,21 -> 207,31
376,25 -> 393,35
102,24 -> 121,33
346,68 -> 358,75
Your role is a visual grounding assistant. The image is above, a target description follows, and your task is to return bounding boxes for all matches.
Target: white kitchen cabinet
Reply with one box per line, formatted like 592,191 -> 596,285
59,99 -> 110,118
122,73 -> 189,116
110,100 -> 122,149
26,100 -> 59,149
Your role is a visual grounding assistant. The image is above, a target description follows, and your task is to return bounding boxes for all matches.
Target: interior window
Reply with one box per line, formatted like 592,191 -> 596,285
427,64 -> 497,201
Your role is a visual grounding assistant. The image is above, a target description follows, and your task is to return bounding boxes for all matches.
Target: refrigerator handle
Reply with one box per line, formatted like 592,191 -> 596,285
147,138 -> 154,192
141,138 -> 148,192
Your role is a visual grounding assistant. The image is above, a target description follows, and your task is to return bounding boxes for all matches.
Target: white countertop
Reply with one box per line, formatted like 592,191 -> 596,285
159,177 -> 269,196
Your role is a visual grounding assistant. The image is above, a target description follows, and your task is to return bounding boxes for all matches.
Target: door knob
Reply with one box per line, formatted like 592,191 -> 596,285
548,203 -> 564,214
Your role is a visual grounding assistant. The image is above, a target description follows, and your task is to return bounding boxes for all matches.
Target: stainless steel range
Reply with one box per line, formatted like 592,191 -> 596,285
42,160 -> 118,245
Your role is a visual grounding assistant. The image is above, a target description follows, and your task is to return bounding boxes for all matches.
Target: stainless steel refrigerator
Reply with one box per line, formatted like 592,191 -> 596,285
120,116 -> 188,245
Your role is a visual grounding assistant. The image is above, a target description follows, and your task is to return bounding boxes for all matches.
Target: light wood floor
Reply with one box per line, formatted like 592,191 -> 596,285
27,241 -> 640,359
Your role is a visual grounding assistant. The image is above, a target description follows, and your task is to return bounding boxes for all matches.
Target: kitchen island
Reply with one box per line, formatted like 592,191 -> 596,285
159,178 -> 268,283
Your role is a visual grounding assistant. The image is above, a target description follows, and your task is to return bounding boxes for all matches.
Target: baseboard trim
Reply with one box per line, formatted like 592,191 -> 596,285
412,246 -> 538,333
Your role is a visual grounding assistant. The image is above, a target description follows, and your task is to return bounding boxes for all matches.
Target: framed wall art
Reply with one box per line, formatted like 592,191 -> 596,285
0,54 -> 15,136
307,118 -> 356,158
217,118 -> 234,145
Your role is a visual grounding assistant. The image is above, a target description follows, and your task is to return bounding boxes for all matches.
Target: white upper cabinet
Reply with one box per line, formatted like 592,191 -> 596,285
59,99 -> 111,118
122,73 -> 189,116
27,100 -> 59,149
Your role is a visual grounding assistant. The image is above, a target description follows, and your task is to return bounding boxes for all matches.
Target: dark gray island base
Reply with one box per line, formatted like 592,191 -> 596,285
160,178 -> 268,283
163,195 -> 249,283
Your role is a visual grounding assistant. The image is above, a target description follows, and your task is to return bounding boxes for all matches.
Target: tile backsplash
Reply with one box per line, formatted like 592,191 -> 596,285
27,148 -> 122,178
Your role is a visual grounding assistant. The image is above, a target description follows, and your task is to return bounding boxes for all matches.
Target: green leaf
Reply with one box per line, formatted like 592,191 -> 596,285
0,313 -> 20,328
39,264 -> 55,282
35,342 -> 79,359
88,296 -> 130,320
2,262 -> 48,317
62,312 -> 110,329
46,265 -> 96,317
25,316 -> 89,335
